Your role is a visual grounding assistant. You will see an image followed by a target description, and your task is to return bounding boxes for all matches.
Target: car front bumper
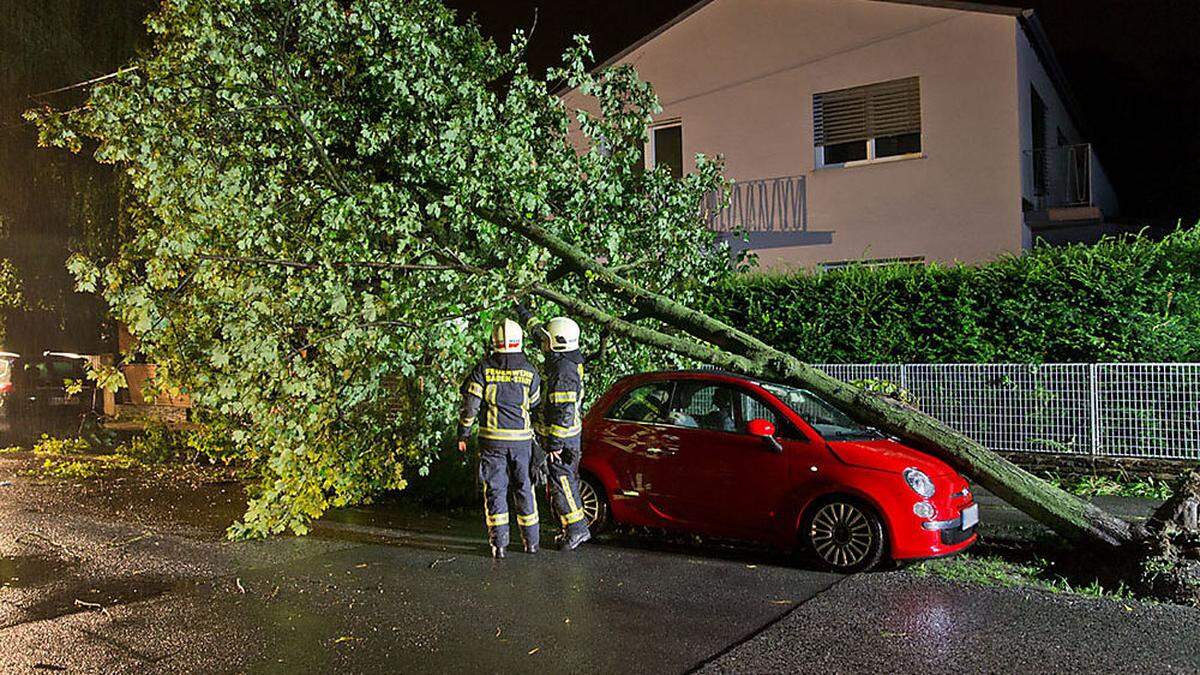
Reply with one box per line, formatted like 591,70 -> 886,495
892,501 -> 979,560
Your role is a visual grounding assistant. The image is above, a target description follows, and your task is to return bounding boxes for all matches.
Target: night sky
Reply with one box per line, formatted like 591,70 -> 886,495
445,0 -> 1200,223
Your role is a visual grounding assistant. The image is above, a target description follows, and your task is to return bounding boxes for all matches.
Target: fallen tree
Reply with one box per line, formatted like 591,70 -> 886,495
27,0 -> 1196,599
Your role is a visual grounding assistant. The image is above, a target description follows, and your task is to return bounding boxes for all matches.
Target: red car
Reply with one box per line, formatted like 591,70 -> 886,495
577,370 -> 978,572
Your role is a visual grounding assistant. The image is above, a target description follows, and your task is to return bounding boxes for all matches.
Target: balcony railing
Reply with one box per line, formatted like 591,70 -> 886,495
705,175 -> 808,233
1025,143 -> 1095,210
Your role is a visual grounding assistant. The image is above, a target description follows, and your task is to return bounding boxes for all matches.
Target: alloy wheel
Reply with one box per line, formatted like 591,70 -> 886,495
578,478 -> 602,527
809,501 -> 875,569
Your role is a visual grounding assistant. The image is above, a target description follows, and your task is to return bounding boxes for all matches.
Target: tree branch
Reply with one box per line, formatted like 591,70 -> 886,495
193,252 -> 466,273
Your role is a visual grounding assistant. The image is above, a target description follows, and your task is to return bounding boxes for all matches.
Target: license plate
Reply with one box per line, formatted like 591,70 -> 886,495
961,504 -> 979,529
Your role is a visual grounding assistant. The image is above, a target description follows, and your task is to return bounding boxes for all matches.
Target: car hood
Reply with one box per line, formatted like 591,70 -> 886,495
826,438 -> 957,477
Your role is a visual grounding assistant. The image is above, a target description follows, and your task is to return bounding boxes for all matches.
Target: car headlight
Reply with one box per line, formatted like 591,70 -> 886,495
903,468 -> 936,498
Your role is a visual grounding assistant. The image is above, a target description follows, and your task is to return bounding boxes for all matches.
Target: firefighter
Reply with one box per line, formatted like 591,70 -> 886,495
518,305 -> 592,551
457,319 -> 542,559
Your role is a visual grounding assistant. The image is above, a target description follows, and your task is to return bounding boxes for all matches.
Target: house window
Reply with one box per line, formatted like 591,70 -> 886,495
1031,86 -> 1048,196
814,77 -> 922,168
650,123 -> 683,179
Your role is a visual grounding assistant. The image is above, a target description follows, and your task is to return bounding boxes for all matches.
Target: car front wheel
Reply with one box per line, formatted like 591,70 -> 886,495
578,475 -> 610,534
802,499 -> 885,573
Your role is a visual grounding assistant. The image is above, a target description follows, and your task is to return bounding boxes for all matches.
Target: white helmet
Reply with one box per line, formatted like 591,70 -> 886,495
491,319 -> 523,353
545,317 -> 580,352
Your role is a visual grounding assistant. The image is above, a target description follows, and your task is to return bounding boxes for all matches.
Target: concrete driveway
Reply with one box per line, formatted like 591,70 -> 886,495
1,451 -> 1197,673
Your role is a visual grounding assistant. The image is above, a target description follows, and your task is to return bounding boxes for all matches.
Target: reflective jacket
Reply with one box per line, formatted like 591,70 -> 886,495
458,352 -> 542,445
539,349 -> 584,451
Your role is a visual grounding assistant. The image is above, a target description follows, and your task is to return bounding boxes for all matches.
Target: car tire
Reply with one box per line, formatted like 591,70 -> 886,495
579,474 -> 610,534
801,497 -> 886,573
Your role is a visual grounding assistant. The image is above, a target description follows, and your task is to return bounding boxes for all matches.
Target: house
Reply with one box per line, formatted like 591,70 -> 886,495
562,0 -> 1119,269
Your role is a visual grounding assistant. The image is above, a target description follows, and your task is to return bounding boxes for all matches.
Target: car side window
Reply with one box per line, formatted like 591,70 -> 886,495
670,382 -> 741,433
608,382 -> 674,424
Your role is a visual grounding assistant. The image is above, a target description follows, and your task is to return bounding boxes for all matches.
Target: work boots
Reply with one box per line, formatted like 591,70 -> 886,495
491,545 -> 506,559
561,530 -> 591,551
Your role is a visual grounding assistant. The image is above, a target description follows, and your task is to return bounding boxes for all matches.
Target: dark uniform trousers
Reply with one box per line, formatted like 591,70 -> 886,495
479,441 -> 539,550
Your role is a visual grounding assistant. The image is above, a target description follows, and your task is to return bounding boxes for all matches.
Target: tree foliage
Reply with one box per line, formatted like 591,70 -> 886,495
706,227 -> 1200,364
30,0 -> 739,536
0,255 -> 22,345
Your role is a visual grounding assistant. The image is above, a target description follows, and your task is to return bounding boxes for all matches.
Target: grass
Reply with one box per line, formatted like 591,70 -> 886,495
911,553 -> 1136,601
1043,472 -> 1174,501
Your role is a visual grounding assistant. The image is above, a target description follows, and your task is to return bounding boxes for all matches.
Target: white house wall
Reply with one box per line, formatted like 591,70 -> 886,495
564,0 -> 1029,269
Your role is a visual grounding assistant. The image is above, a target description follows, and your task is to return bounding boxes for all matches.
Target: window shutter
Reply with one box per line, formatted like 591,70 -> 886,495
814,76 -> 920,146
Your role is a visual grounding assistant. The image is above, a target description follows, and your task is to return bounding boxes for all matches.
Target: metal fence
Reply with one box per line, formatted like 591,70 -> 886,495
815,363 -> 1200,461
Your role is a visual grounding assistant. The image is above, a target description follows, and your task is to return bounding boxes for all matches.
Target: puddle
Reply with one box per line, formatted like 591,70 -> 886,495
0,554 -> 68,589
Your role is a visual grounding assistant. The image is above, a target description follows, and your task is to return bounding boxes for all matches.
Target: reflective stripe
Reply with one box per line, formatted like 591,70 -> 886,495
516,512 -> 538,527
549,391 -> 577,404
561,476 -> 580,512
480,427 -> 534,441
467,382 -> 484,398
520,387 -> 530,432
560,509 -> 586,526
559,475 -> 585,525
459,416 -> 476,428
484,481 -> 506,528
485,384 -> 498,431
529,386 -> 540,407
546,423 -> 582,438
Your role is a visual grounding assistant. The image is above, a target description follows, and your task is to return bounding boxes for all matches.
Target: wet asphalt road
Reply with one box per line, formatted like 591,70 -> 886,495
702,572 -> 1200,674
2,451 -> 1198,673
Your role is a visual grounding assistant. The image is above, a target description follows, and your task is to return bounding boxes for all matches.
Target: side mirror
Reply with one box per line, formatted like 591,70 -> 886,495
747,418 -> 783,453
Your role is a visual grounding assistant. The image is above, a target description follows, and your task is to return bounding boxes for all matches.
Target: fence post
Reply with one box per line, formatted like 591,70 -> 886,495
1088,364 -> 1101,456
899,364 -> 909,392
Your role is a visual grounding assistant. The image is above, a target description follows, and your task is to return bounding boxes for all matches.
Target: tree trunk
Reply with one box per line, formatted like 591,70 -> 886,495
513,218 -> 1137,550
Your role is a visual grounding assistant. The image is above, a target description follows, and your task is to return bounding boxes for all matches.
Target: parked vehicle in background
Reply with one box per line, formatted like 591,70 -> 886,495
0,351 -> 101,442
0,352 -> 18,435
579,371 -> 978,572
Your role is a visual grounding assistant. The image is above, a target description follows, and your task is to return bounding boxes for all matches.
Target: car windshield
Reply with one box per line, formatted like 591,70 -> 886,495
760,382 -> 883,441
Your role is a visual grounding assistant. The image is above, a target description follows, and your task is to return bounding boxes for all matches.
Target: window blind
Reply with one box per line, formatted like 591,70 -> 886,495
813,76 -> 921,146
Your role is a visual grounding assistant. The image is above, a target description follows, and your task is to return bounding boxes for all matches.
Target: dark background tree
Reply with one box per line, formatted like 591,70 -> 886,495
0,1 -> 152,354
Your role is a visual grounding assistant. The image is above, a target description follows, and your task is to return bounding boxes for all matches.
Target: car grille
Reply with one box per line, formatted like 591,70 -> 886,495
940,525 -> 976,546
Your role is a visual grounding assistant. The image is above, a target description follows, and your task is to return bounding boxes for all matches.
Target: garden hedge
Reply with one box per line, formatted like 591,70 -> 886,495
703,226 -> 1200,364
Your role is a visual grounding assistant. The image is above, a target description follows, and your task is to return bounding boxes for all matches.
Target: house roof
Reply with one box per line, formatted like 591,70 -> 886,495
575,0 -> 1090,139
